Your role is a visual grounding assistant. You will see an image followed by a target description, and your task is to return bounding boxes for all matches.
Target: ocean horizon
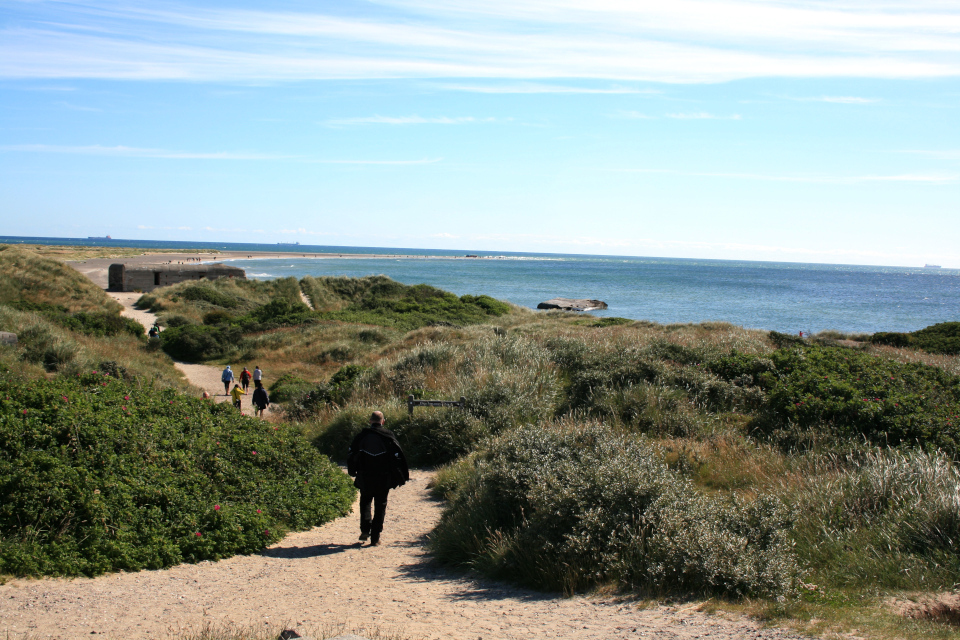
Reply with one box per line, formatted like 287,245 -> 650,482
4,235 -> 959,334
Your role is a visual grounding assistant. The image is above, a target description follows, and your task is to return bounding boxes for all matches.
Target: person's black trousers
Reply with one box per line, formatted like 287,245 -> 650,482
359,477 -> 391,540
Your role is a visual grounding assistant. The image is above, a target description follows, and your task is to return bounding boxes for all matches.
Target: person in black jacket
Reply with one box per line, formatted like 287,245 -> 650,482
347,411 -> 409,546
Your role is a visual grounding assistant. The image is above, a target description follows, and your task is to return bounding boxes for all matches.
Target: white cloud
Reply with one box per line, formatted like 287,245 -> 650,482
326,115 -> 499,125
666,112 -> 742,120
613,110 -> 655,119
1,1 -> 959,82
782,95 -> 881,104
610,167 -> 959,184
0,144 -> 441,164
0,144 -> 293,160
435,83 -> 656,94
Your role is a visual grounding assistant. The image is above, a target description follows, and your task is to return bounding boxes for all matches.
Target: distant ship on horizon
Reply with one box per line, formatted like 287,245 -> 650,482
88,235 -> 112,240
924,264 -> 942,269
277,241 -> 300,246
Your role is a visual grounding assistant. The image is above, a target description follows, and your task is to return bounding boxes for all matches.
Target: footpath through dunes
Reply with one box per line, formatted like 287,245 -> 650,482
106,291 -> 276,420
0,470 -> 807,640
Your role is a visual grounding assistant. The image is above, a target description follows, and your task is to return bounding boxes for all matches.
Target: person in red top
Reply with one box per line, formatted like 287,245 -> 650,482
239,367 -> 251,392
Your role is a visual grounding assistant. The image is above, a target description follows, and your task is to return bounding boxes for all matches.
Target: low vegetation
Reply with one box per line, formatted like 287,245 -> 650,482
872,322 -> 960,355
0,369 -> 353,576
3,243 -> 960,638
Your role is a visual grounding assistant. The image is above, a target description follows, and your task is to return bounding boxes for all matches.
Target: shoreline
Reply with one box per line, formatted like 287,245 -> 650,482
67,251 -> 525,289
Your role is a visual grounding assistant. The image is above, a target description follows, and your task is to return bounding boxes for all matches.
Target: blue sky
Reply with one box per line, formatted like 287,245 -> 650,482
2,0 -> 959,267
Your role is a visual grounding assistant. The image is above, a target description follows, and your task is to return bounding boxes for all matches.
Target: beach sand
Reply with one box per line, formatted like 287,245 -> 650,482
0,468 -> 806,640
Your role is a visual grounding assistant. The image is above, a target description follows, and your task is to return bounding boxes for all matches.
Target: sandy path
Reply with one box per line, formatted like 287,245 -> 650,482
107,292 -> 276,420
0,470 -> 805,640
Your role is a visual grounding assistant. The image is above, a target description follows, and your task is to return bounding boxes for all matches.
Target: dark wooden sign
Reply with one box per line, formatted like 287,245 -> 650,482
407,395 -> 467,415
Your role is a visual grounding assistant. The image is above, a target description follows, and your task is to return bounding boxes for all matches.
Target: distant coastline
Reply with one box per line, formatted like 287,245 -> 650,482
1,234 -> 956,270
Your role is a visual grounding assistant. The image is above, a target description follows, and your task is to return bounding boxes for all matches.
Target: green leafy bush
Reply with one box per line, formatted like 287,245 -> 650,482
309,407 -> 488,466
180,284 -> 241,309
430,424 -> 798,597
872,322 -> 960,355
159,324 -> 243,362
7,301 -> 143,339
268,373 -> 314,403
0,370 -> 354,577
709,345 -> 960,455
318,283 -> 510,331
282,365 -> 368,421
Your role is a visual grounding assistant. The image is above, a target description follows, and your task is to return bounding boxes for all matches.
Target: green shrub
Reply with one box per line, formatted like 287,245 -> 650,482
283,365 -> 369,421
7,301 -> 143,339
180,284 -> 241,309
591,317 -> 633,328
160,324 -> 243,362
709,345 -> 960,456
269,373 -> 314,403
872,322 -> 960,355
309,407 -> 488,466
0,370 -> 354,577
165,314 -> 195,328
203,310 -> 235,325
430,424 -> 798,597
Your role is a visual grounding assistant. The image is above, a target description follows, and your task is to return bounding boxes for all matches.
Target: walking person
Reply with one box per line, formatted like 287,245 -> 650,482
251,381 -> 270,418
347,411 -> 409,546
230,383 -> 245,411
221,365 -> 234,395
240,367 -> 251,392
253,365 -> 262,385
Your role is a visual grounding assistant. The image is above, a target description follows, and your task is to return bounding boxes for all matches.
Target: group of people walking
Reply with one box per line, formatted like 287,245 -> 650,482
220,365 -> 270,417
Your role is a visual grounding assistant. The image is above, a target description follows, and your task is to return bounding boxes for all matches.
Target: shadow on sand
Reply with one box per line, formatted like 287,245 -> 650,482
262,543 -> 358,559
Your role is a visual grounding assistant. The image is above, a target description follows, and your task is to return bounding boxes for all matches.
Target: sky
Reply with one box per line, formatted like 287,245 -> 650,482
2,0 -> 959,267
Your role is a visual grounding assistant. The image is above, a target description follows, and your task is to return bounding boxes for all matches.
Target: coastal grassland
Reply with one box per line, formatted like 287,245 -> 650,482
0,246 -> 187,388
264,309 -> 960,637
0,369 -> 354,577
0,244 -> 123,314
11,248 -> 959,637
137,274 -> 514,366
6,243 -> 220,262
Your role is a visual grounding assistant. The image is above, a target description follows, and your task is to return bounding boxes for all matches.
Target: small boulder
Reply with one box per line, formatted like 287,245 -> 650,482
0,332 -> 17,346
537,298 -> 608,312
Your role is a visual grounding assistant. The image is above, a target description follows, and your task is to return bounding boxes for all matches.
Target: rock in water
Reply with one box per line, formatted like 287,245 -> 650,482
537,298 -> 608,311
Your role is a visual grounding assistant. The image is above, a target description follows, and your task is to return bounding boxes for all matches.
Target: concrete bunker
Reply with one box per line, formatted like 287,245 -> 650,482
108,263 -> 246,292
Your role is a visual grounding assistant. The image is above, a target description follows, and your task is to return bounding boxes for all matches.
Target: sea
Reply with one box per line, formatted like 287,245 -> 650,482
4,236 -> 959,335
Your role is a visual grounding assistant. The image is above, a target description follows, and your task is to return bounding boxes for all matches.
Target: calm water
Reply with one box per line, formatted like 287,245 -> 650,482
230,255 -> 959,334
3,236 -> 958,334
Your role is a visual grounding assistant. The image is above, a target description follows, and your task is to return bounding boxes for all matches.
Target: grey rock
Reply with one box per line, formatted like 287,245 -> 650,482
0,332 -> 17,346
537,298 -> 608,312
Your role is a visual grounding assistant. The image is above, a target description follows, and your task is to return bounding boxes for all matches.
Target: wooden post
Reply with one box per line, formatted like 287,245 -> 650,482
408,394 -> 415,415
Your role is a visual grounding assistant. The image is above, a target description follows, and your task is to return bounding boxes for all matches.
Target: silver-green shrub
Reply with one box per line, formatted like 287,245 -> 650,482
431,424 -> 799,597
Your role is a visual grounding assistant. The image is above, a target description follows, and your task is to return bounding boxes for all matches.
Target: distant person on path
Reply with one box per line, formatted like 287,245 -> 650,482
240,367 -> 251,392
252,381 -> 270,418
222,366 -> 234,395
230,383 -> 245,411
347,411 -> 409,547
253,365 -> 262,384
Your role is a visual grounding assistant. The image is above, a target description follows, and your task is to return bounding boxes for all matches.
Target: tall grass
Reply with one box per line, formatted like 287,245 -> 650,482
0,245 -> 122,314
788,448 -> 960,590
